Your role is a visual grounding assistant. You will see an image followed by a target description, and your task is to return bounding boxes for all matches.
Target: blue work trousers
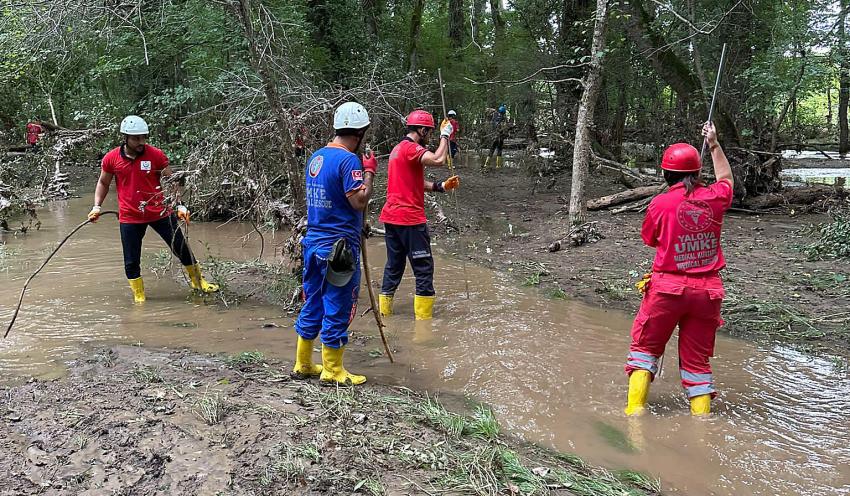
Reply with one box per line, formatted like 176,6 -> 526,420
295,242 -> 360,349
119,214 -> 195,279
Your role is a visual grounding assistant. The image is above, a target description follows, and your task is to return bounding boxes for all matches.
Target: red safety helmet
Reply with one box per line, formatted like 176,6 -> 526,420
406,109 -> 435,128
661,143 -> 701,172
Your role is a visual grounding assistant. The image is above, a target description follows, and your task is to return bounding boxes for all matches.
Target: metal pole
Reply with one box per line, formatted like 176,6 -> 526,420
437,69 -> 471,300
701,43 -> 728,159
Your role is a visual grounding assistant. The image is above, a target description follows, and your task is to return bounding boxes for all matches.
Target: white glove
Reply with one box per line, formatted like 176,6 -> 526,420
440,121 -> 454,138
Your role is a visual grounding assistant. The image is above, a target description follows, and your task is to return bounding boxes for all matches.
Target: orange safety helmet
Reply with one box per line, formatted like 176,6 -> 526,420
661,143 -> 701,172
406,109 -> 435,128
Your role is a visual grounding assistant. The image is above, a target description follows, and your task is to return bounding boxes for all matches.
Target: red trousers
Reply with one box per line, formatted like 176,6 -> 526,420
625,272 -> 725,398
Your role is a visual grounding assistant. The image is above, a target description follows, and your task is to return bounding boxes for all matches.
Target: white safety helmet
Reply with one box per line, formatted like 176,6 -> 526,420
333,102 -> 370,130
448,110 -> 457,116
119,115 -> 150,135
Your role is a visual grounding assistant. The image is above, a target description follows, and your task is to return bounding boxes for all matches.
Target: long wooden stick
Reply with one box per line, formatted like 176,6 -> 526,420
361,216 -> 394,363
4,211 -> 119,339
437,68 -> 471,300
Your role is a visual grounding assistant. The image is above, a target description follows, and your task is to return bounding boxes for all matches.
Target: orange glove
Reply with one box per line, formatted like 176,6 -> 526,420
442,175 -> 460,191
176,205 -> 190,225
87,205 -> 102,222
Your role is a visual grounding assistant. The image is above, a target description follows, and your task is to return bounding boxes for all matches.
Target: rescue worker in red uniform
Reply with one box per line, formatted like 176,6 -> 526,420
624,122 -> 733,417
87,115 -> 219,303
26,121 -> 44,149
447,110 -> 460,159
378,110 -> 458,320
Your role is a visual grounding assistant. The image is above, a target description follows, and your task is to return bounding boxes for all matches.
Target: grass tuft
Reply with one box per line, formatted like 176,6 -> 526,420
193,389 -> 227,425
225,351 -> 265,367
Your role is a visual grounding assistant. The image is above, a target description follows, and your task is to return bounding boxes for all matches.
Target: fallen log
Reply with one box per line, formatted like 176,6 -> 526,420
587,184 -> 665,211
742,185 -> 838,210
611,196 -> 652,214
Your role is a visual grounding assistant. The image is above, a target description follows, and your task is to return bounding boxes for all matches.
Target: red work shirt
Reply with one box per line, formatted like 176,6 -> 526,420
449,118 -> 460,142
26,122 -> 43,145
380,137 -> 428,226
101,145 -> 171,224
641,180 -> 733,274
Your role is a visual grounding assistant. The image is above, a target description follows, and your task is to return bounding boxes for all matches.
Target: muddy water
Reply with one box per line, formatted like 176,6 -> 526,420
2,199 -> 850,495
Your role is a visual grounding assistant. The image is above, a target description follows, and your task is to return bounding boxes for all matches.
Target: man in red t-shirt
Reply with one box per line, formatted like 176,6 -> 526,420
378,109 -> 459,320
624,122 -> 733,417
87,115 -> 219,303
447,110 -> 460,158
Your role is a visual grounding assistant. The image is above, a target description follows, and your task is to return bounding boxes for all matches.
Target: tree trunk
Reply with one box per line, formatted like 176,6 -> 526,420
840,0 -> 850,155
232,0 -> 304,216
569,0 -> 609,227
471,0 -> 485,46
448,0 -> 464,49
407,0 -> 426,72
827,86 -> 833,131
361,0 -> 380,42
611,78 -> 627,157
623,0 -> 739,146
770,50 -> 807,152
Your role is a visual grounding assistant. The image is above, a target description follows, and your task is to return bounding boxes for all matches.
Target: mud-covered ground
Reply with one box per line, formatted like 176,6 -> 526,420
0,346 -> 659,495
415,153 -> 850,358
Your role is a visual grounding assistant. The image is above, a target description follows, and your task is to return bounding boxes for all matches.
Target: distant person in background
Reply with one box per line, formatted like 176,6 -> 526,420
447,110 -> 461,159
484,104 -> 508,170
26,120 -> 44,151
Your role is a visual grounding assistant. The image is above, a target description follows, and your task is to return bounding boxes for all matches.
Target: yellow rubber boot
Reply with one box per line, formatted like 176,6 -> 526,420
184,263 -> 220,293
624,370 -> 651,416
128,277 -> 146,303
414,295 -> 434,320
483,156 -> 491,170
379,294 -> 393,317
496,156 -> 503,169
291,337 -> 322,380
320,345 -> 366,386
690,394 -> 711,416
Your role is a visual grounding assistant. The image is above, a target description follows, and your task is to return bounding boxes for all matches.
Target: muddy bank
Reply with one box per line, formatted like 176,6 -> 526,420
0,345 -> 659,496
421,155 -> 850,358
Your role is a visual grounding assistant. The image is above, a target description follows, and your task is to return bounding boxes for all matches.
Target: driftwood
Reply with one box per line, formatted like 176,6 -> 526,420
741,185 -> 838,211
611,196 -> 653,214
587,184 -> 665,211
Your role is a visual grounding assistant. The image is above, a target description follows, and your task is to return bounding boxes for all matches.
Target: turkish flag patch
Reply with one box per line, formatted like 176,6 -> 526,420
352,170 -> 363,181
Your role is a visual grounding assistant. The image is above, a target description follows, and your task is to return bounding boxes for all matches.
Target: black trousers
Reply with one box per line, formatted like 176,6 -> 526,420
489,137 -> 504,157
119,214 -> 195,279
380,223 -> 435,297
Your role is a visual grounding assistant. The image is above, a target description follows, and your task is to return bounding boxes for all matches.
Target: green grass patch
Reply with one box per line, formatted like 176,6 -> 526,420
225,351 -> 265,367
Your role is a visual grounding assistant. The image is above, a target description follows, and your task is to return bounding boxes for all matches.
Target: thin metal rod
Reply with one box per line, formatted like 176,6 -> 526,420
701,43 -> 728,159
437,68 -> 470,300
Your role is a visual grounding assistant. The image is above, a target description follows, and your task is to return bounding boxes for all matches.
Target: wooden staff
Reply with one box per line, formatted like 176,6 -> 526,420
361,207 -> 394,363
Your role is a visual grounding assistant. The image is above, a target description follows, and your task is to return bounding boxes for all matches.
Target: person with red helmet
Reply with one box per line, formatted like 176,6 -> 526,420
624,122 -> 734,417
378,109 -> 458,320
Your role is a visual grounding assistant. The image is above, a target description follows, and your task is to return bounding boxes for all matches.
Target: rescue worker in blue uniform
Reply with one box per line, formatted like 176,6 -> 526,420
292,102 -> 377,386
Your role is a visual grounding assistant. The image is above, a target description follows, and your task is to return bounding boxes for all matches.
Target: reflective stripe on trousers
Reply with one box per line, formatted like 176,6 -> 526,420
680,370 -> 715,398
627,351 -> 658,375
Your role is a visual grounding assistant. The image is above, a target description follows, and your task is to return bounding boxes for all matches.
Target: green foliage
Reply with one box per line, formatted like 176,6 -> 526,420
802,209 -> 850,260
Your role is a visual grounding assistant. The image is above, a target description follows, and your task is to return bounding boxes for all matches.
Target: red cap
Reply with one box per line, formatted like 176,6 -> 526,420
406,109 -> 435,128
661,143 -> 701,172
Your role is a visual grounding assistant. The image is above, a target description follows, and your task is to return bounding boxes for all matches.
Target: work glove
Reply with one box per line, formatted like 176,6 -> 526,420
635,273 -> 652,294
87,205 -> 102,222
361,151 -> 378,175
176,205 -> 190,225
440,119 -> 453,138
441,175 -> 460,192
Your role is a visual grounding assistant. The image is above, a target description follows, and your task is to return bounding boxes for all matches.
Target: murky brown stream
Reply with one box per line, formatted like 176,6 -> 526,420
2,198 -> 849,495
